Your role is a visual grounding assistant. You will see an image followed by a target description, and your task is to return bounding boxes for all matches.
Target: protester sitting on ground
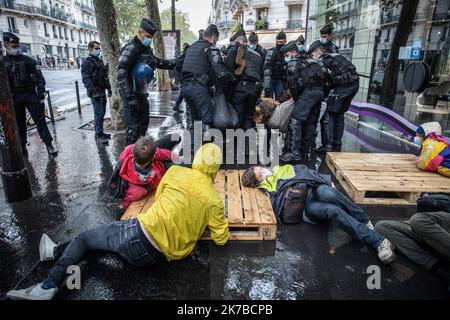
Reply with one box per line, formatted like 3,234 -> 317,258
375,194 -> 450,292
242,165 -> 396,263
118,136 -> 177,209
414,121 -> 450,178
6,143 -> 229,300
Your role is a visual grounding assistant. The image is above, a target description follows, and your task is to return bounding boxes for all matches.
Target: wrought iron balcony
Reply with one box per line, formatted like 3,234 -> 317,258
286,20 -> 303,29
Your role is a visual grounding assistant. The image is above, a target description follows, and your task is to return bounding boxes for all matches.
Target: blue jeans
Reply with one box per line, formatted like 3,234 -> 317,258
90,95 -> 107,134
45,219 -> 164,288
266,79 -> 285,101
305,184 -> 384,249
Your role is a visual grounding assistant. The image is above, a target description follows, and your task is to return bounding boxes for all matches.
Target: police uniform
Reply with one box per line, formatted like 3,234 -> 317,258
316,51 -> 360,153
225,29 -> 263,130
248,32 -> 267,62
117,18 -> 176,145
319,25 -> 340,54
181,24 -> 234,132
81,52 -> 111,142
263,31 -> 287,101
3,32 -> 56,157
280,41 -> 326,163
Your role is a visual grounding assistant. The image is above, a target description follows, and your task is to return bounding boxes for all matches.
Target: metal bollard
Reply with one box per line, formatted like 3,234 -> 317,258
46,90 -> 55,125
75,80 -> 82,115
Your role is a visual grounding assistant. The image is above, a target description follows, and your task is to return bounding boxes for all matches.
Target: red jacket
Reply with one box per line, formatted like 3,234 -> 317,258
118,145 -> 174,189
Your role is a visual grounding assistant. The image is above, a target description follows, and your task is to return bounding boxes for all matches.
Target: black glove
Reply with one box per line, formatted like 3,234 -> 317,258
87,88 -> 93,98
38,93 -> 46,101
107,89 -> 112,98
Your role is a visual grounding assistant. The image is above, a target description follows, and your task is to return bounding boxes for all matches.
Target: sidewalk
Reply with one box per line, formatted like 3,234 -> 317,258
0,92 -> 448,300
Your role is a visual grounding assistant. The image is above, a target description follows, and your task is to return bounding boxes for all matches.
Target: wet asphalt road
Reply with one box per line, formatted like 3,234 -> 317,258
0,92 -> 448,300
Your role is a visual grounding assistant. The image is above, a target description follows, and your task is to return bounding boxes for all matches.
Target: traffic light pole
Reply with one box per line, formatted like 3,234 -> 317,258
0,55 -> 32,203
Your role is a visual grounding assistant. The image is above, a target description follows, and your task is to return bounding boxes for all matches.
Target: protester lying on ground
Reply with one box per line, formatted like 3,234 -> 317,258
118,136 -> 177,209
414,121 -> 450,178
242,165 -> 396,263
375,193 -> 450,292
6,143 -> 229,300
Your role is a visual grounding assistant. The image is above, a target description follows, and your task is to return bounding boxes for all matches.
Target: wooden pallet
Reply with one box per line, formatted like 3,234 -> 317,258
121,170 -> 277,241
326,152 -> 450,206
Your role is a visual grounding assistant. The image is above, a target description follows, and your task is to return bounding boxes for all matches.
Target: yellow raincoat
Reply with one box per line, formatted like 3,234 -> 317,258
138,143 -> 229,261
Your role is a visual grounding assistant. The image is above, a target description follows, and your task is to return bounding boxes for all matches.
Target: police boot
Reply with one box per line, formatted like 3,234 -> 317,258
95,133 -> 109,145
280,119 -> 302,164
332,115 -> 345,152
316,113 -> 333,154
126,129 -> 137,146
101,132 -> 112,140
45,142 -> 58,158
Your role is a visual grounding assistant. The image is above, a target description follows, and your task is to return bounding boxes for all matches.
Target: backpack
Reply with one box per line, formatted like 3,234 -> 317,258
417,193 -> 450,213
108,160 -> 129,199
280,183 -> 309,224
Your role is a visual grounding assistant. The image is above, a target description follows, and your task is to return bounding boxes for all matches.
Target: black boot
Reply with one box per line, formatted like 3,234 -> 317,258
316,112 -> 333,154
101,132 -> 112,140
280,119 -> 302,163
95,133 -> 109,145
45,142 -> 58,157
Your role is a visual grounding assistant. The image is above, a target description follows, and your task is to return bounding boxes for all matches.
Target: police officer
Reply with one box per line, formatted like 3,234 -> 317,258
310,42 -> 360,153
3,32 -> 57,158
225,29 -> 263,130
319,24 -> 339,54
181,24 -> 234,135
248,32 -> 267,61
296,35 -> 308,58
117,18 -> 176,145
81,41 -> 112,145
173,42 -> 190,112
280,41 -> 326,163
263,31 -> 287,101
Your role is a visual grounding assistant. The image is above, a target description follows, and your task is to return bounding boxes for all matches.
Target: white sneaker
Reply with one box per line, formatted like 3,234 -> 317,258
39,234 -> 57,262
377,238 -> 397,264
366,221 -> 375,230
6,283 -> 57,300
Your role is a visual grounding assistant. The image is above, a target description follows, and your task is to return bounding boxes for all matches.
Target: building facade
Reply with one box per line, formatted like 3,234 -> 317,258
210,0 -> 308,47
0,0 -> 99,62
308,0 -> 450,135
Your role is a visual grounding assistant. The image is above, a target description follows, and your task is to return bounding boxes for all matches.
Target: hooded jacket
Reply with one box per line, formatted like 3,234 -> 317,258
138,144 -> 229,260
258,164 -> 332,216
416,122 -> 450,177
118,145 -> 173,187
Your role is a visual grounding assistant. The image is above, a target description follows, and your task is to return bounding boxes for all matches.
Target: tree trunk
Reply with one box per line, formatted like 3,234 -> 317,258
146,0 -> 171,91
93,0 -> 124,130
380,0 -> 420,107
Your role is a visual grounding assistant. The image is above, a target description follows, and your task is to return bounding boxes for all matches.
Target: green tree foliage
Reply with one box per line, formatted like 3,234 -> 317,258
160,8 -> 197,45
114,0 -> 147,40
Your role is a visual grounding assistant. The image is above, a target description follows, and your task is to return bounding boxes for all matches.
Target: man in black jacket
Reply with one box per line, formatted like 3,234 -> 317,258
225,29 -> 263,130
181,24 -> 234,137
319,24 -> 339,54
309,42 -> 360,153
117,18 -> 176,145
81,41 -> 112,145
248,31 -> 267,61
280,41 -> 326,163
3,32 -> 57,158
263,31 -> 287,101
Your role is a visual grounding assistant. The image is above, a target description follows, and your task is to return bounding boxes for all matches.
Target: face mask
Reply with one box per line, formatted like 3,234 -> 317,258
297,45 -> 305,52
284,56 -> 291,63
250,44 -> 257,50
141,37 -> 152,47
260,168 -> 273,181
276,43 -> 284,50
91,49 -> 101,57
320,38 -> 329,45
413,136 -> 423,146
6,47 -> 19,55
